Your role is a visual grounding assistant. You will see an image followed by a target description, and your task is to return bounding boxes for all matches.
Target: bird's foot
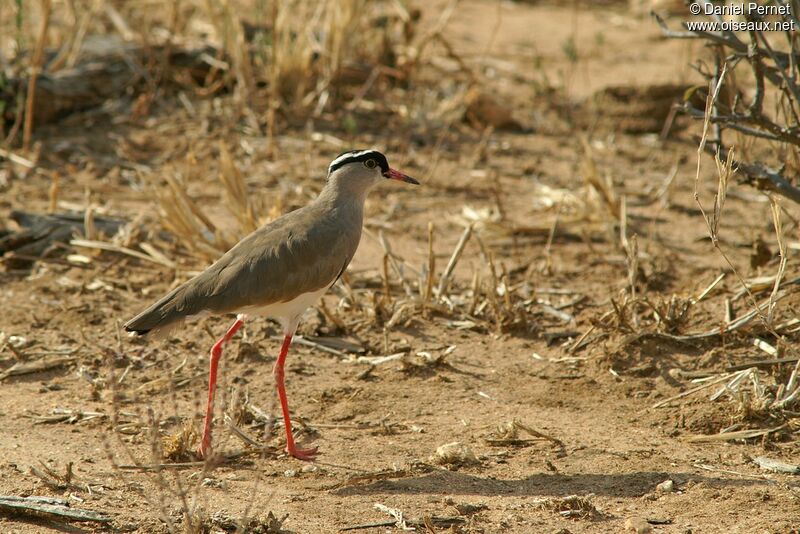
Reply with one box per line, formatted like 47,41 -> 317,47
287,445 -> 318,461
197,437 -> 212,460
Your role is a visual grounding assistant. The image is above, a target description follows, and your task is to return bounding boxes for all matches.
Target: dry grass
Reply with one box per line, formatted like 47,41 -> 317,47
101,358 -> 281,534
5,5 -> 800,533
162,421 -> 200,462
536,494 -> 603,521
0,0 -> 440,149
6,5 -> 800,534
677,68 -> 800,434
147,151 -> 253,261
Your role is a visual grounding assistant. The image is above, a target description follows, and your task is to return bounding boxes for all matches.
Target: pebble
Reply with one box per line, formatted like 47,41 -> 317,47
431,441 -> 479,466
657,479 -> 675,493
624,517 -> 653,534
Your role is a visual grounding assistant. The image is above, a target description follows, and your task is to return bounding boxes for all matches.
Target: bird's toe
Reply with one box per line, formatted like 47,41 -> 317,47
287,445 -> 318,461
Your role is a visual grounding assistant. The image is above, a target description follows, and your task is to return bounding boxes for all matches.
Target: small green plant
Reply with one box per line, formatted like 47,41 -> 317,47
342,113 -> 358,135
594,31 -> 605,47
561,36 -> 577,64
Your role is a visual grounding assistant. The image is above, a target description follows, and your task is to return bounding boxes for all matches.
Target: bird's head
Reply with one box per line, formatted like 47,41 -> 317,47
326,149 -> 419,192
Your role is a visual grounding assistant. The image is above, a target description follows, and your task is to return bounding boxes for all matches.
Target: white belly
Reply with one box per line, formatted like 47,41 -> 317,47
239,285 -> 330,326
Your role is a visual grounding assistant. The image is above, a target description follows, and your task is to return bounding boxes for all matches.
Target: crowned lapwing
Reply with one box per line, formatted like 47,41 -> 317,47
124,150 -> 418,460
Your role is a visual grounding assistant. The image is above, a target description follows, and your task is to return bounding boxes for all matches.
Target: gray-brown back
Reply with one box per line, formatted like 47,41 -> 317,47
124,193 -> 363,334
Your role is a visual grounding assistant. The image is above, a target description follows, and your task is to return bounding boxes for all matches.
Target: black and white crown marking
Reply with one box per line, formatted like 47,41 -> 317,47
328,149 -> 389,175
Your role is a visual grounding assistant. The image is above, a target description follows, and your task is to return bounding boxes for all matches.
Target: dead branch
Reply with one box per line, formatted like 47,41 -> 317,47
1,36 -> 220,127
655,8 -> 800,204
0,495 -> 111,523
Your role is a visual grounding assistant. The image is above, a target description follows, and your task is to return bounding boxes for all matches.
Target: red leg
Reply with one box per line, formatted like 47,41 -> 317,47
198,316 -> 244,458
274,334 -> 318,460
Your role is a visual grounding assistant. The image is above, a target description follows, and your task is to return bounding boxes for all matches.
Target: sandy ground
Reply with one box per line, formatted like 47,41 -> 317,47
1,1 -> 799,533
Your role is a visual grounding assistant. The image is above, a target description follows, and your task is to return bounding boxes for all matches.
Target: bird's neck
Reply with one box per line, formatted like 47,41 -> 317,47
317,180 -> 370,210
315,182 -> 369,227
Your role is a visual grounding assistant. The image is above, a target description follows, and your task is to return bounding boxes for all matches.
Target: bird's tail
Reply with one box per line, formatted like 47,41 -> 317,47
124,283 -> 204,339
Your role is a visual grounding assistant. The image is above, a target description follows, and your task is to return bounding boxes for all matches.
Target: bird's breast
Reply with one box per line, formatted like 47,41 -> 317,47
239,284 -> 331,323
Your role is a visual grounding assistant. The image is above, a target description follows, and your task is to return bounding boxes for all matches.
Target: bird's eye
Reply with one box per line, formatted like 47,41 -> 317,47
364,159 -> 377,169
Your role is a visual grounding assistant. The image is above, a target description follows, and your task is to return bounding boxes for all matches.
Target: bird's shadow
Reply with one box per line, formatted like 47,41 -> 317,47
334,469 -> 768,498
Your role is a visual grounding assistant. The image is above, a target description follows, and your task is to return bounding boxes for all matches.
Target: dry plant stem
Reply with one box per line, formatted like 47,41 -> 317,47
486,252 -> 502,332
346,67 -> 382,111
424,222 -> 435,303
148,170 -> 232,259
652,372 -> 737,408
784,358 -> 800,396
694,462 -> 774,482
479,0 -> 504,66
374,503 -> 411,531
145,408 -> 196,533
70,239 -> 175,268
421,114 -> 457,183
767,197 -> 787,324
0,147 -> 35,168
774,368 -> 800,409
2,339 -> 26,360
654,163 -> 679,206
317,299 -> 347,332
541,201 -> 562,275
694,68 -> 728,222
696,272 -> 726,302
219,141 -> 257,233
223,0 -> 255,109
688,424 -> 787,443
381,254 -> 392,301
22,0 -> 52,152
407,0 -> 459,70
167,173 -> 218,233
657,12 -> 800,205
105,352 -> 216,533
104,4 -> 135,40
625,233 -> 639,328
83,205 -> 96,241
377,230 -> 414,296
436,224 -> 473,298
469,268 -> 481,315
3,91 -> 24,146
693,66 -> 780,335
266,0 -> 279,154
64,0 -> 102,70
619,195 -> 628,249
48,173 -> 60,213
471,127 -> 495,172
224,414 -> 265,450
581,137 -> 619,219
